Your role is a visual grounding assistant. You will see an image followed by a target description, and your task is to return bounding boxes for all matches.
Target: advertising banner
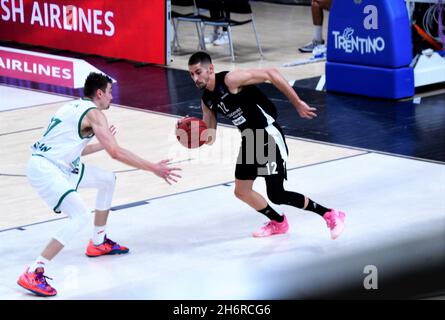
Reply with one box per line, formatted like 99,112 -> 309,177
0,0 -> 168,65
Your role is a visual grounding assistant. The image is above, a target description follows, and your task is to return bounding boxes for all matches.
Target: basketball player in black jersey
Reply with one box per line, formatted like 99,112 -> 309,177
186,52 -> 345,239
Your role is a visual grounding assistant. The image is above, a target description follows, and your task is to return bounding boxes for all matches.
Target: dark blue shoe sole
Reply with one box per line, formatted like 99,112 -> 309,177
85,249 -> 129,258
17,281 -> 56,297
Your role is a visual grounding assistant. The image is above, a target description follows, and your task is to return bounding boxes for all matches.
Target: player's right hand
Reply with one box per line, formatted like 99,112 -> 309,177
152,159 -> 182,185
295,100 -> 317,119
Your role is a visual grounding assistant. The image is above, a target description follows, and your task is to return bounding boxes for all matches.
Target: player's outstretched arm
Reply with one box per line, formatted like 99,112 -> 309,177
225,68 -> 317,119
86,109 -> 181,184
81,125 -> 117,156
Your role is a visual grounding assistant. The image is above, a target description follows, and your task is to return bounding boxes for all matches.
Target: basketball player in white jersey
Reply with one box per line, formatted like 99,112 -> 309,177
187,52 -> 345,239
17,72 -> 181,297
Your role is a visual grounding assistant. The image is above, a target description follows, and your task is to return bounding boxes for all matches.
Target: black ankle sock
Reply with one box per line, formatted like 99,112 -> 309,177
258,204 -> 284,222
305,199 -> 330,217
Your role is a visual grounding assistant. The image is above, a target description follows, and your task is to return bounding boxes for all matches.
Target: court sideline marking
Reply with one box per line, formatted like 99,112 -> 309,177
0,151 -> 369,233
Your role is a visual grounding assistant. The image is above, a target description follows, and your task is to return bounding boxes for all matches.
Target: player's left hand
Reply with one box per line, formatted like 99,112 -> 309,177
295,101 -> 317,119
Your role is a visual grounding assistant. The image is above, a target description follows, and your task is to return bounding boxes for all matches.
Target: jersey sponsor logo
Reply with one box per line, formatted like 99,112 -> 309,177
232,116 -> 246,126
226,107 -> 243,119
33,141 -> 51,152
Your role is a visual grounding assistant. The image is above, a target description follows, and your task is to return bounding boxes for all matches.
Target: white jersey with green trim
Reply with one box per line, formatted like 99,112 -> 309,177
31,98 -> 97,171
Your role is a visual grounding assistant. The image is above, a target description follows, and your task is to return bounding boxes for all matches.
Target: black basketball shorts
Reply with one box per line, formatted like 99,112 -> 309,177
235,123 -> 288,181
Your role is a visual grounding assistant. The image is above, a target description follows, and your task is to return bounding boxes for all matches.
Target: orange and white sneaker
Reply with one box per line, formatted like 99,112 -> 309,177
85,236 -> 129,257
17,267 -> 57,297
252,215 -> 289,237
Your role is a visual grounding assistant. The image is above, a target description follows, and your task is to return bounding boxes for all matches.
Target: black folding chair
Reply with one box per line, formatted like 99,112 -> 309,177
197,0 -> 263,61
171,0 -> 208,50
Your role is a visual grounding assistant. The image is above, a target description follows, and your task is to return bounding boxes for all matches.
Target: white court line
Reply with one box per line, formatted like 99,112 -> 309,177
0,152 -> 369,233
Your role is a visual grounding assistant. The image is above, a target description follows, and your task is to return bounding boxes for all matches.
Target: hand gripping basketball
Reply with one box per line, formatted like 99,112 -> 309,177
175,116 -> 207,149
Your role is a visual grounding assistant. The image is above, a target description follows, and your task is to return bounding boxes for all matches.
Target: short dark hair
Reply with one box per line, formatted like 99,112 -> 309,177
83,72 -> 112,98
188,51 -> 212,66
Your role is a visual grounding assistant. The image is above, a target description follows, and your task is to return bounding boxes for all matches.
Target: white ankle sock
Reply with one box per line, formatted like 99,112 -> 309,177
29,256 -> 50,272
93,226 -> 106,245
313,25 -> 323,42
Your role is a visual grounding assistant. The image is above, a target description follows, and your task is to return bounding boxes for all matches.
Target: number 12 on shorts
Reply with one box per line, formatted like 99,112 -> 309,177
266,162 -> 277,175
265,161 -> 286,175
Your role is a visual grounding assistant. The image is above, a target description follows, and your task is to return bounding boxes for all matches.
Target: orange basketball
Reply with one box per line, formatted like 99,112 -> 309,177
175,117 -> 207,149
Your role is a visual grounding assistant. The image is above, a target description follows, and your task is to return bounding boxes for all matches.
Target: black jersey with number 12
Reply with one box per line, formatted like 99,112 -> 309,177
202,71 -> 278,131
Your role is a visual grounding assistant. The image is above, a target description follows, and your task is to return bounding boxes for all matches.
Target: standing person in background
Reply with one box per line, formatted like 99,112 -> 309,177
201,0 -> 231,45
299,0 -> 331,53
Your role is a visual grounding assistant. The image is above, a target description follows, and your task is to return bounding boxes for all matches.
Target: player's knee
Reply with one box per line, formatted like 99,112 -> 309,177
234,188 -> 250,201
109,172 -> 117,191
70,208 -> 90,235
266,178 -> 286,204
267,188 -> 285,205
95,173 -> 115,210
71,209 -> 90,227
97,171 -> 116,192
105,171 -> 116,187
80,210 -> 90,223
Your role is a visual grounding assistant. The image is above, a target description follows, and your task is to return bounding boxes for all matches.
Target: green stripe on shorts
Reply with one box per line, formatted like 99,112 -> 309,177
53,189 -> 76,213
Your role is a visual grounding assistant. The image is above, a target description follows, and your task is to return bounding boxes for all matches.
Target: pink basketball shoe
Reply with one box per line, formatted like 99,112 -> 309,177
323,209 -> 345,239
252,215 -> 289,237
